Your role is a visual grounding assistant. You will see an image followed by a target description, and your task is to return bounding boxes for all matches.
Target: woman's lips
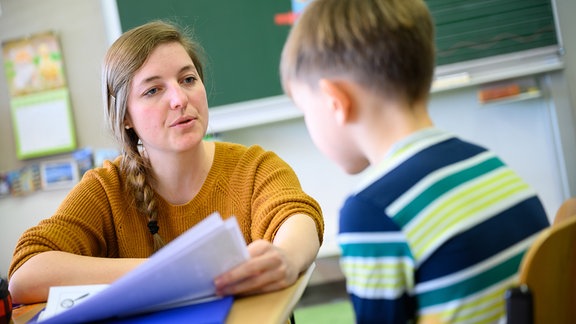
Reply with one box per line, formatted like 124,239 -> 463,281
170,116 -> 195,127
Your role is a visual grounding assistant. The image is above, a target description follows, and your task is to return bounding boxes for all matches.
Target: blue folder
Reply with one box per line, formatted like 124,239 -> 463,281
28,296 -> 234,324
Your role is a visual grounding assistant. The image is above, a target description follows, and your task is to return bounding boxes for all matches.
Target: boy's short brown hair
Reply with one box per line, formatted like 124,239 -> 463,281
280,0 -> 435,106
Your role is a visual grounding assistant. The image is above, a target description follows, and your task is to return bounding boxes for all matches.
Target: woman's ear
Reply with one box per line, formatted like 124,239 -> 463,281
319,79 -> 352,125
124,117 -> 133,130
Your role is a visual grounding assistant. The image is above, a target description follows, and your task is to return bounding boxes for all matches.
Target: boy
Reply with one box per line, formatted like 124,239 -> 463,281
280,0 -> 550,322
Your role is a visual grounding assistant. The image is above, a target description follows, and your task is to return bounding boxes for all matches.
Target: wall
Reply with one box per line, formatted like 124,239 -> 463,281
0,0 -> 115,172
1,0 -> 575,277
0,0 -> 114,275
551,0 -> 576,195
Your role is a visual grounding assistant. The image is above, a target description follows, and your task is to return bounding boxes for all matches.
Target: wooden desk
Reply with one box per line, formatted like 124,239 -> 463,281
10,304 -> 45,324
11,264 -> 314,324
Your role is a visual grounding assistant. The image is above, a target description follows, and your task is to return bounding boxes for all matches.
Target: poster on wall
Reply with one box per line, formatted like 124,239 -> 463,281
2,31 -> 76,159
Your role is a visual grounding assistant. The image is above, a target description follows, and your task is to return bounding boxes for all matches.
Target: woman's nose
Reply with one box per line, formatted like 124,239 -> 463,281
169,84 -> 188,110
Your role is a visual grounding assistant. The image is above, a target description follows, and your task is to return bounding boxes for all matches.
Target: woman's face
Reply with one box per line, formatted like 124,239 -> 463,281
125,42 -> 209,156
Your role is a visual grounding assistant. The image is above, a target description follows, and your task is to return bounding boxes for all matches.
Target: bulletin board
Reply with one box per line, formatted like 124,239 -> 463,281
2,32 -> 77,159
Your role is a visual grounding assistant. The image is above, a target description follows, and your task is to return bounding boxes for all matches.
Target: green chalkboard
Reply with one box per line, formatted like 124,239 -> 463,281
429,0 -> 558,66
116,0 -> 559,106
116,0 -> 292,107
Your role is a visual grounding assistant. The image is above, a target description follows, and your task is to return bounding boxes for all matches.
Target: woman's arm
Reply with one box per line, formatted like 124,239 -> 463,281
214,213 -> 320,296
9,251 -> 144,304
272,213 -> 320,275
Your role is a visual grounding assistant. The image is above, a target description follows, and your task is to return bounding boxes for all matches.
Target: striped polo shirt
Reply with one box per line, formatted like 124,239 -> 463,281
338,128 -> 549,323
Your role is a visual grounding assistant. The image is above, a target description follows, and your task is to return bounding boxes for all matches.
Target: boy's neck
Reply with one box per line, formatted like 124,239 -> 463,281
356,98 -> 433,167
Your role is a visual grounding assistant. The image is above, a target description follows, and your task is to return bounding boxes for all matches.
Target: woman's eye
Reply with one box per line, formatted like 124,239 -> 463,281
183,76 -> 196,85
144,88 -> 158,96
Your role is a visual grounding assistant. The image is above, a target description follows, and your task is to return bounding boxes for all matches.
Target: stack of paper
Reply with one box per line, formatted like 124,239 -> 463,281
34,212 -> 249,323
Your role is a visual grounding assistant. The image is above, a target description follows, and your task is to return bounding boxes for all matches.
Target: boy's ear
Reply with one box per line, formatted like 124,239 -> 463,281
319,79 -> 352,125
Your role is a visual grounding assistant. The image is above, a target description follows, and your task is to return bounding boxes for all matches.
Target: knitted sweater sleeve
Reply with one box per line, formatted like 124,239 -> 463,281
214,143 -> 324,245
8,160 -> 126,278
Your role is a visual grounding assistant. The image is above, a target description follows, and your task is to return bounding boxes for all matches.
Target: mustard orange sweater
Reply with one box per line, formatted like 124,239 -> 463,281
9,142 -> 323,277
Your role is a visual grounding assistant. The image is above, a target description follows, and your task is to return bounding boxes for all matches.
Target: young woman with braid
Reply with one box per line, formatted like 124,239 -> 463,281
8,20 -> 324,304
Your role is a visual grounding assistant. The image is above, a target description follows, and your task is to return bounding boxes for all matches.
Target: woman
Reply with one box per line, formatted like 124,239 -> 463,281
8,20 -> 323,304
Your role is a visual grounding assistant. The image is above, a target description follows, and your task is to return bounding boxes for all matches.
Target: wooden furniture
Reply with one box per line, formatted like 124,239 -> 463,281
227,264 -> 314,324
553,197 -> 576,225
506,216 -> 576,324
11,264 -> 315,324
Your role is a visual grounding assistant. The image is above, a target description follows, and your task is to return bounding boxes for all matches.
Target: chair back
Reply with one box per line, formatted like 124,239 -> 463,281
553,197 -> 576,225
514,216 -> 576,324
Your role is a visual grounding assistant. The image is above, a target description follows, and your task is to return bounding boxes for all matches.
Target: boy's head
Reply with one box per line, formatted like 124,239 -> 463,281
280,0 -> 435,106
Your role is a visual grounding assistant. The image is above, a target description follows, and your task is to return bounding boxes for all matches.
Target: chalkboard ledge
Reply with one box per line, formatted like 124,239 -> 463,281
208,95 -> 302,134
432,46 -> 563,92
207,46 -> 564,133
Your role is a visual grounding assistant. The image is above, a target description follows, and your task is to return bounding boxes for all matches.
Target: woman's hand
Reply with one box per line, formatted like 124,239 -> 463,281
214,213 -> 320,296
214,239 -> 298,296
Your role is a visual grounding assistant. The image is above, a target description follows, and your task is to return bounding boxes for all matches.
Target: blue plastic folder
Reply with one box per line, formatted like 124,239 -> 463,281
27,296 -> 233,324
105,296 -> 234,323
